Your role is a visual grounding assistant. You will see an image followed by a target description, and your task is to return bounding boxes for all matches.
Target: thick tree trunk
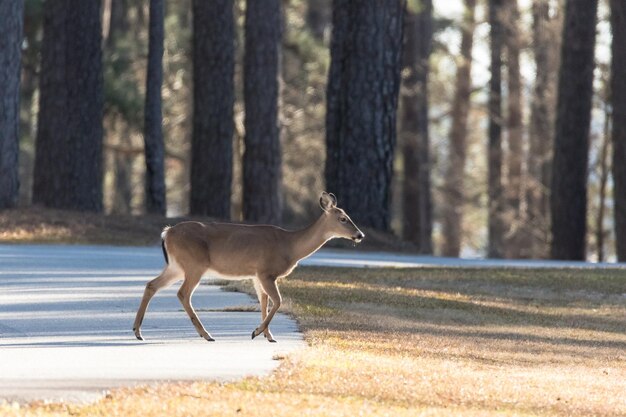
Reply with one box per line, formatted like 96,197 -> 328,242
325,0 -> 404,231
488,0 -> 505,258
243,0 -> 283,224
610,0 -> 626,261
143,0 -> 166,215
0,0 -> 24,209
504,0 -> 523,258
550,0 -> 598,260
441,0 -> 476,257
401,0 -> 433,254
33,0 -> 104,212
527,0 -> 561,259
190,0 -> 234,219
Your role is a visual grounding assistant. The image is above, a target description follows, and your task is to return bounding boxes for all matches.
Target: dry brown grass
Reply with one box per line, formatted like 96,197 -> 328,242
0,207 -> 414,252
0,207 -> 170,245
2,267 -> 625,416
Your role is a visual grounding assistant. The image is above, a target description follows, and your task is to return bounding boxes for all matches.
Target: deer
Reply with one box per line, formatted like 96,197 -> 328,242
133,192 -> 364,343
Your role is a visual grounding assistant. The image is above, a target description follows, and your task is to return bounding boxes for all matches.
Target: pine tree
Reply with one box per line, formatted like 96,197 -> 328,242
33,0 -> 104,212
550,0 -> 598,260
243,0 -> 283,224
144,0 -> 166,215
325,0 -> 404,231
190,0 -> 235,218
0,0 -> 23,209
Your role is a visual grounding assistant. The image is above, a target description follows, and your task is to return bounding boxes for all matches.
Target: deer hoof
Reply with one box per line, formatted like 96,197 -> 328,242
268,338 -> 277,343
251,329 -> 259,340
133,328 -> 144,341
203,334 -> 215,342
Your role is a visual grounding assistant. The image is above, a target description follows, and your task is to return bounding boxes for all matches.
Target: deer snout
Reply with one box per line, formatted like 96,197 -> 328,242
352,231 -> 365,243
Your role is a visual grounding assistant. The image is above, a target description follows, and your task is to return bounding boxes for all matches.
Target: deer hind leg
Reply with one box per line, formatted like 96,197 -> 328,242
251,277 -> 281,341
133,263 -> 183,340
253,279 -> 276,342
177,271 -> 214,342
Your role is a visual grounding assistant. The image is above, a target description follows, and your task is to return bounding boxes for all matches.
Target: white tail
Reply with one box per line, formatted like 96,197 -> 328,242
133,192 -> 364,342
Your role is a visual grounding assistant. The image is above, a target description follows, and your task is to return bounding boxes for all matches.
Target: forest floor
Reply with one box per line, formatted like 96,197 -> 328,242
2,266 -> 625,416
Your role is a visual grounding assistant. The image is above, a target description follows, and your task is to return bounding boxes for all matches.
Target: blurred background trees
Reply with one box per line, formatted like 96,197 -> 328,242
3,0 -> 625,261
143,0 -> 166,215
0,0 -> 23,209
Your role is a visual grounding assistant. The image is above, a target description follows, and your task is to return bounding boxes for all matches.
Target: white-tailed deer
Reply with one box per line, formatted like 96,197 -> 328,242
133,192 -> 364,342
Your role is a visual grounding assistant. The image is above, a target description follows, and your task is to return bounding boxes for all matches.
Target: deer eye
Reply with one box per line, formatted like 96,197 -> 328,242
339,217 -> 347,223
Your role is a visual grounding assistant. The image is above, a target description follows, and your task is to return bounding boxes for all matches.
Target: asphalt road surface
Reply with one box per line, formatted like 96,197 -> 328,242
0,244 -> 303,403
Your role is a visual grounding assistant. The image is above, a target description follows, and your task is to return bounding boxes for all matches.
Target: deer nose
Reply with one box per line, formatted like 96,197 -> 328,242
353,231 -> 365,243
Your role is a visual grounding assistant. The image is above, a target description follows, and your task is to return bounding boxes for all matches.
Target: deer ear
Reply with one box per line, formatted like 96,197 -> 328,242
320,191 -> 337,211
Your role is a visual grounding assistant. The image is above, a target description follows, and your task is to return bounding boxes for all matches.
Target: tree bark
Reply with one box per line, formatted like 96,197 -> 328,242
143,0 -> 166,215
441,0 -> 476,257
190,0 -> 234,219
550,0 -> 598,260
33,0 -> 104,212
488,0 -> 505,258
527,0 -> 561,259
401,0 -> 433,254
243,0 -> 283,224
610,0 -> 626,261
0,0 -> 24,209
325,0 -> 404,231
504,0 -> 523,258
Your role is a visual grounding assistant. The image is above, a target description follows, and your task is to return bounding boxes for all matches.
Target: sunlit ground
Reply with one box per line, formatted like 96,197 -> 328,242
2,267 -> 625,416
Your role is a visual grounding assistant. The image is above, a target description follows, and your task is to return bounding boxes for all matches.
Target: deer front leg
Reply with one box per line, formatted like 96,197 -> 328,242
253,279 -> 276,342
178,275 -> 215,342
133,265 -> 182,340
251,277 -> 281,341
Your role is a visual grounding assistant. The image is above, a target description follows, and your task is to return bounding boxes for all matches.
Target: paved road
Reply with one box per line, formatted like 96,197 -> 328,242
0,245 -> 303,403
1,244 -> 623,404
302,249 -> 626,269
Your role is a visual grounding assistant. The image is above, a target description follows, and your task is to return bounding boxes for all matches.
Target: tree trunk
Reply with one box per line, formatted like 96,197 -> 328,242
112,124 -> 134,215
488,0 -> 505,258
33,0 -> 104,212
106,0 -> 128,49
441,0 -> 476,257
0,0 -> 24,209
596,99 -> 611,262
243,0 -> 283,224
527,0 -> 561,259
401,0 -> 433,254
306,0 -> 330,41
325,0 -> 404,231
504,0 -> 523,258
189,0 -> 235,219
143,0 -> 166,215
18,3 -> 42,206
550,0 -> 598,260
610,0 -> 626,261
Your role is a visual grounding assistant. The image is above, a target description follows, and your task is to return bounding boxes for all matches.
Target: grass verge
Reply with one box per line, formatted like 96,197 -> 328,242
2,267 -> 626,416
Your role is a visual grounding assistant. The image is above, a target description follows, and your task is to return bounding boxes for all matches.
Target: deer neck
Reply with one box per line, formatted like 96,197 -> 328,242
289,214 -> 331,263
